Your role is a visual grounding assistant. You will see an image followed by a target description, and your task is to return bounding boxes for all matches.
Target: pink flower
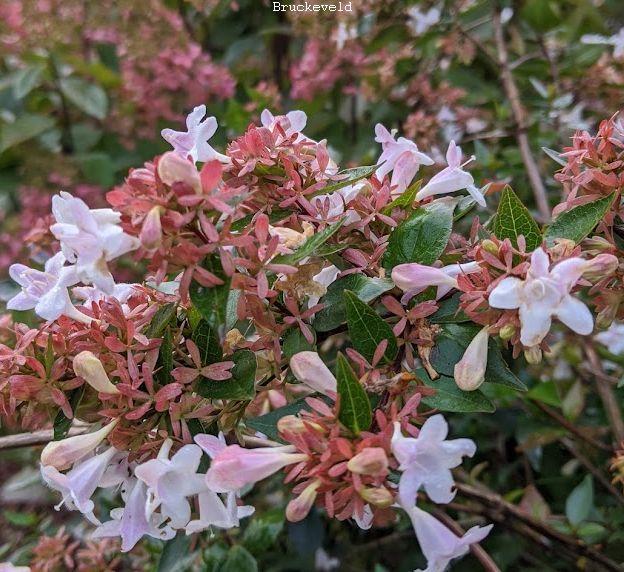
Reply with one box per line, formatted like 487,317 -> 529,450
186,489 -> 254,534
260,109 -> 308,141
415,141 -> 486,206
161,105 -> 228,164
488,249 -> 616,347
405,505 -> 492,572
375,124 -> 433,195
454,327 -> 489,391
391,261 -> 481,304
196,437 -> 308,493
139,206 -> 163,250
289,351 -> 337,396
392,415 -> 476,507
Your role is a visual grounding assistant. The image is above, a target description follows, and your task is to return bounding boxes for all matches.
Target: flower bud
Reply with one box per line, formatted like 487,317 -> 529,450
286,480 -> 320,522
480,239 -> 499,255
157,151 -> 201,193
583,236 -> 613,252
454,327 -> 488,391
499,324 -> 515,340
582,254 -> 619,281
139,206 -> 162,250
347,447 -> 389,476
73,351 -> 120,394
596,304 -> 618,330
289,352 -> 337,396
277,415 -> 307,435
359,486 -> 394,508
41,418 -> 119,471
549,238 -> 576,258
524,346 -> 542,364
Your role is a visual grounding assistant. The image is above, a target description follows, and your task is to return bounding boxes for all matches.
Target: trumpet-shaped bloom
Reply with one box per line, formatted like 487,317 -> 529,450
375,124 -> 433,195
415,141 -> 486,207
406,505 -> 493,572
311,180 -> 366,224
7,253 -> 88,323
185,489 -> 254,534
454,327 -> 489,391
261,109 -> 308,141
41,419 -> 119,471
488,248 -> 601,347
134,439 -> 207,529
50,192 -> 139,292
197,437 -> 308,493
72,351 -> 120,394
161,104 -> 228,164
93,478 -> 175,552
41,446 -> 127,524
391,261 -> 481,304
289,351 -> 337,396
391,416 -> 476,507
595,322 -> 624,355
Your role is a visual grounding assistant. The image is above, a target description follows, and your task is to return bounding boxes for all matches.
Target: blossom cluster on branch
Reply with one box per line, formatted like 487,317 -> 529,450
2,104 -> 624,570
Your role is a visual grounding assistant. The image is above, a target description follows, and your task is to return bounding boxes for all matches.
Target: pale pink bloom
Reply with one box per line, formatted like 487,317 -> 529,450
312,180 -> 367,224
407,6 -> 440,35
73,283 -> 136,307
289,351 -> 337,396
261,109 -> 308,141
454,327 -> 489,391
415,141 -> 486,207
161,104 -> 228,164
595,322 -> 624,355
197,437 -> 308,493
140,206 -> 163,250
50,192 -> 139,292
375,124 -> 434,195
157,151 -> 201,193
135,439 -> 207,529
92,478 -> 175,552
391,416 -> 476,507
286,480 -> 321,522
308,264 -> 340,308
405,505 -> 492,572
488,248 -> 605,347
41,446 -> 127,524
41,419 -> 119,471
391,261 -> 481,304
185,489 -> 254,534
73,351 -> 120,394
347,447 -> 389,475
7,253 -> 89,323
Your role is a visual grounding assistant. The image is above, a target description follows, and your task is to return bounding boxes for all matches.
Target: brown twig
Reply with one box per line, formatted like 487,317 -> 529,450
0,426 -> 90,450
431,508 -> 501,572
585,342 -> 624,445
491,7 -> 550,221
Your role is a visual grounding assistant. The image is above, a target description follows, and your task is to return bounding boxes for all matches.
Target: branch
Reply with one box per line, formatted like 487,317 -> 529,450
0,426 -> 90,450
491,7 -> 550,221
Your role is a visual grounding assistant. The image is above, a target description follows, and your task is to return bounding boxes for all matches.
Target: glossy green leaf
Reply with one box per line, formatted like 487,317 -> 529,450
492,186 -> 542,251
282,327 -> 315,359
314,275 -> 394,332
429,293 -> 470,324
336,353 -> 372,434
12,65 -> 44,99
221,546 -> 258,572
197,349 -> 256,400
246,398 -> 311,442
565,475 -> 594,526
272,220 -> 343,266
192,319 -> 222,366
145,303 -> 177,339
156,327 -> 174,385
158,533 -> 192,572
544,193 -> 614,246
189,256 -> 231,328
382,197 -> 455,270
0,114 -> 56,153
344,290 -> 398,363
311,164 -> 377,197
418,369 -> 496,413
53,386 -> 85,441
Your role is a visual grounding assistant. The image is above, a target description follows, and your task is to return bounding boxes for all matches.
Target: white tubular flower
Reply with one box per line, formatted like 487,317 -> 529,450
50,192 -> 139,292
72,351 -> 120,394
161,104 -> 229,164
454,327 -> 489,391
289,351 -> 337,396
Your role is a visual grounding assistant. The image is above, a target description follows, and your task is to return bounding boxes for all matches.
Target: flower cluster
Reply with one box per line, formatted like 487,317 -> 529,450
5,104 -> 624,570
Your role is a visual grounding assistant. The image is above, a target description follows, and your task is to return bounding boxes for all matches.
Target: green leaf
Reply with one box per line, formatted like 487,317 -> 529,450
189,257 -> 231,329
311,164 -> 377,197
527,380 -> 562,407
314,275 -> 394,332
158,533 -> 192,572
192,320 -> 222,366
283,328 -> 315,359
272,220 -> 343,266
53,386 -> 85,441
418,369 -> 496,413
75,152 -> 116,187
565,475 -> 594,526
492,186 -> 542,251
242,512 -> 284,555
336,353 -> 372,434
344,290 -> 398,363
429,293 -> 470,324
382,180 -> 421,214
231,208 -> 291,232
197,349 -> 256,400
430,323 -> 526,391
246,398 -> 311,442
59,77 -> 108,120
156,327 -> 174,385
0,113 -> 56,153
145,303 -> 177,339
544,193 -> 614,246
382,197 -> 455,270
221,546 -> 258,572
12,65 -> 44,99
